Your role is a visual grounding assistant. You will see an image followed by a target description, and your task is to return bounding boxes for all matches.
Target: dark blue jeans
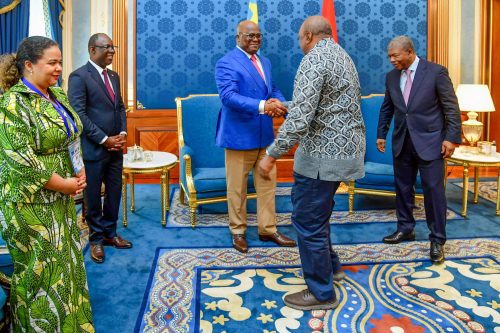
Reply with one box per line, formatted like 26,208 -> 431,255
291,172 -> 341,301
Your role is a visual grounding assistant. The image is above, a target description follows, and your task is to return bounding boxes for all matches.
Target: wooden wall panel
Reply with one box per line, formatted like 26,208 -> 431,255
490,0 -> 500,145
126,110 -> 295,183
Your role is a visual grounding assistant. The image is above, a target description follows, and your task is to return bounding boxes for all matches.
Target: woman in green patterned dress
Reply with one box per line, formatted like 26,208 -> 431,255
0,37 -> 94,332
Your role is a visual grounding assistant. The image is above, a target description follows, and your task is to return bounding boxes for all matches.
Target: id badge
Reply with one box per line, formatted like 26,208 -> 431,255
68,138 -> 84,174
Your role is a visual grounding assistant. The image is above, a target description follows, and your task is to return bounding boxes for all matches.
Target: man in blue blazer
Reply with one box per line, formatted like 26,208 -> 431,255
215,20 -> 296,253
68,33 -> 132,264
377,36 -> 461,263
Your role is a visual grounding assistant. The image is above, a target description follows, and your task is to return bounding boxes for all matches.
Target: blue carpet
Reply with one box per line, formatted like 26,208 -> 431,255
138,240 -> 499,332
84,181 -> 500,332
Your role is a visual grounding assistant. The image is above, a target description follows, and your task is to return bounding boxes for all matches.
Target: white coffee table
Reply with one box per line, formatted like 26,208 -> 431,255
122,151 -> 177,227
446,147 -> 500,217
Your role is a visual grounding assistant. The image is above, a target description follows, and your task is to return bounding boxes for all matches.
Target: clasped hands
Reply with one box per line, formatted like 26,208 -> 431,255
104,134 -> 127,151
264,98 -> 287,118
65,168 -> 86,196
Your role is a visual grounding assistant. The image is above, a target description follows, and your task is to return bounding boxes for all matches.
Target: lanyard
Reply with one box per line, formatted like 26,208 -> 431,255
22,78 -> 78,138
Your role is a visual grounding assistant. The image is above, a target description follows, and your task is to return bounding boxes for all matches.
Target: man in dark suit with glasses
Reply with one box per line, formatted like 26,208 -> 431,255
68,33 -> 132,264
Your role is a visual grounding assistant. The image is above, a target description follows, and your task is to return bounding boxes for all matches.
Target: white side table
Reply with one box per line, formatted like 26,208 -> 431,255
122,151 -> 177,227
446,147 -> 500,217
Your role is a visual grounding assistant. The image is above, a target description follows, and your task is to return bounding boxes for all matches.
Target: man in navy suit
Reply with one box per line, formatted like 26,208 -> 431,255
215,20 -> 296,253
68,33 -> 132,264
377,36 -> 461,263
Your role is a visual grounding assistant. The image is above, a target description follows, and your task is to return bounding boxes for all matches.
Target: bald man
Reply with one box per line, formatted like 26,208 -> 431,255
260,16 -> 365,310
215,20 -> 296,253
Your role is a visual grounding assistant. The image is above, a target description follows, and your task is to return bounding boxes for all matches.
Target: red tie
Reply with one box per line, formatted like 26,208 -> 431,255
250,54 -> 265,81
102,69 -> 115,102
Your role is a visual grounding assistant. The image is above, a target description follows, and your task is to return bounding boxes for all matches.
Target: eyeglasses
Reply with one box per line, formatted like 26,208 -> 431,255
94,44 -> 118,51
239,33 -> 263,40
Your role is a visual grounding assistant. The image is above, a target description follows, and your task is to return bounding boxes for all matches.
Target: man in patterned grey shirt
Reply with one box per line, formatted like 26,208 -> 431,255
259,16 -> 365,310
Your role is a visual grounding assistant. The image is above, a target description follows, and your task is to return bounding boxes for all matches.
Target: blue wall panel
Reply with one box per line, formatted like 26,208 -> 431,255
136,0 -> 427,109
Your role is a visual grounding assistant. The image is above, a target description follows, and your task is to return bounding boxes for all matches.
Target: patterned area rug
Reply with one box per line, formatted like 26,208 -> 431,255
167,187 -> 461,227
452,181 -> 497,203
137,238 -> 500,333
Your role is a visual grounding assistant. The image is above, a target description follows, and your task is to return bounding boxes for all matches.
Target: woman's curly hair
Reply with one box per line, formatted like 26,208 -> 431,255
0,54 -> 19,92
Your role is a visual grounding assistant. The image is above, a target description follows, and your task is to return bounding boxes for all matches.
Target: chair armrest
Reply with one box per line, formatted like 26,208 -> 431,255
179,145 -> 196,194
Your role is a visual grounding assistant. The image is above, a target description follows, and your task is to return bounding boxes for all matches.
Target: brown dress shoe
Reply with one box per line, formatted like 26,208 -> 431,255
90,243 -> 105,263
284,289 -> 339,311
259,232 -> 297,247
102,235 -> 133,249
232,234 -> 248,253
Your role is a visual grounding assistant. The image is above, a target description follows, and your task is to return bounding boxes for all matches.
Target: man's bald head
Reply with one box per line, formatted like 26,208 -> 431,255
237,20 -> 258,34
299,16 -> 333,54
236,20 -> 262,55
300,16 -> 332,38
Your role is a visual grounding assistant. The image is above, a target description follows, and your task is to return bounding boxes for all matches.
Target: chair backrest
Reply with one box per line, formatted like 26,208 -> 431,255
176,94 -> 225,169
361,94 -> 394,165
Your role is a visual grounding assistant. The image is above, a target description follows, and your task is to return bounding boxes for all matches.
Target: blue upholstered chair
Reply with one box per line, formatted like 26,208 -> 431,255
175,94 -> 257,228
348,94 -> 423,212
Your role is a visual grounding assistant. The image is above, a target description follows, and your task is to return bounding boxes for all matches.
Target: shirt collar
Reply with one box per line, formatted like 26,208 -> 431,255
406,56 -> 420,73
89,59 -> 107,74
237,46 -> 258,60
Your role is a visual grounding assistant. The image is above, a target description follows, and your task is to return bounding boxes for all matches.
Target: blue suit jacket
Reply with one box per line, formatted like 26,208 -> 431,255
68,62 -> 127,161
377,59 -> 462,161
215,48 -> 285,150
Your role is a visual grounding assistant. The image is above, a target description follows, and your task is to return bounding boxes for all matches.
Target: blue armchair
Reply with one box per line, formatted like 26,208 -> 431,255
348,94 -> 423,212
175,94 -> 257,228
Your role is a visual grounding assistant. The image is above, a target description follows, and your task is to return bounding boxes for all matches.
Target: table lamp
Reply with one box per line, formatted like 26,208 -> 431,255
455,84 -> 495,146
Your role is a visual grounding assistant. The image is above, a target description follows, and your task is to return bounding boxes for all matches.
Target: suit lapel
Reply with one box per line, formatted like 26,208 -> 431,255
406,59 -> 427,110
233,49 -> 268,91
108,70 -> 119,107
390,70 -> 406,108
87,62 -> 115,105
261,56 -> 272,95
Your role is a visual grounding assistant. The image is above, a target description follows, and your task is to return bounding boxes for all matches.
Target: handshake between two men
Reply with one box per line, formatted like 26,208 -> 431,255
264,98 -> 287,118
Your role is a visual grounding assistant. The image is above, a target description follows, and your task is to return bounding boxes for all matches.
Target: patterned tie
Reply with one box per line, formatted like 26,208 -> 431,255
250,54 -> 265,81
102,69 -> 115,103
403,69 -> 412,105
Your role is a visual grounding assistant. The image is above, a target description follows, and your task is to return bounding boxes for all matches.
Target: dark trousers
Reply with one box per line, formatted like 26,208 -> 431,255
394,133 -> 447,244
291,172 -> 341,301
84,152 -> 123,244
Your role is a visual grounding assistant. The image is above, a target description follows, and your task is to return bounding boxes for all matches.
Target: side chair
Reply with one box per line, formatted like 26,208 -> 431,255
348,94 -> 423,212
175,94 -> 257,228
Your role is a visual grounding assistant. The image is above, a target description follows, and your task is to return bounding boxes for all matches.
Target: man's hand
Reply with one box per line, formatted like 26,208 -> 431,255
258,155 -> 276,181
441,140 -> 457,158
104,135 -> 127,151
264,98 -> 287,118
376,139 -> 386,153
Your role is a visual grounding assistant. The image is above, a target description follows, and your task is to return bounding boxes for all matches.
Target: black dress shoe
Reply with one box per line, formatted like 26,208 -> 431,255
382,230 -> 416,244
430,242 -> 445,264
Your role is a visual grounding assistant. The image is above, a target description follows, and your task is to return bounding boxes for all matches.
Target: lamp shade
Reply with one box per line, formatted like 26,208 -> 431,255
456,84 -> 495,112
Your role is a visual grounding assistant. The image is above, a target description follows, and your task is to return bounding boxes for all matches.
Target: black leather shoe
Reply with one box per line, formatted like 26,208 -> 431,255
430,242 -> 445,264
382,230 -> 416,244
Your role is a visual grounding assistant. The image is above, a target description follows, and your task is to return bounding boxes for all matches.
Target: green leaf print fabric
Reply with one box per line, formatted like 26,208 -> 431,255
0,81 -> 94,332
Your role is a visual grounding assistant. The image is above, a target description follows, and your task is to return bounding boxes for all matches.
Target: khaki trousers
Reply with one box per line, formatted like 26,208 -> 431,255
225,148 -> 277,235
